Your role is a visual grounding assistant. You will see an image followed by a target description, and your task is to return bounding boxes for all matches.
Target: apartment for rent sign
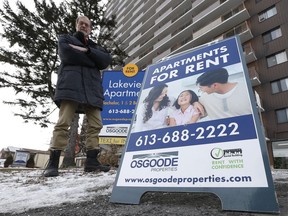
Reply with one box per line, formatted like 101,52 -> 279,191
100,70 -> 144,137
110,36 -> 279,213
144,39 -> 236,88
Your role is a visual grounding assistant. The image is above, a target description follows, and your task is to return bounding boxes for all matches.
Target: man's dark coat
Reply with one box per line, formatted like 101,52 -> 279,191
54,34 -> 112,112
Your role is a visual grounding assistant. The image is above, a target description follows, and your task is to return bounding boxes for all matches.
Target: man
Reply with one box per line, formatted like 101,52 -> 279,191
196,68 -> 252,120
43,16 -> 112,177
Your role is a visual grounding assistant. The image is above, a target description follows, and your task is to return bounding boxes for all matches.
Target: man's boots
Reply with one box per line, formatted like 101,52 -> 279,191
43,150 -> 61,177
84,149 -> 110,172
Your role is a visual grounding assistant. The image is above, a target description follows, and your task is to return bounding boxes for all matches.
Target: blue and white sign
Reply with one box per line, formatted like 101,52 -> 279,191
110,36 -> 279,213
100,70 -> 144,137
13,150 -> 29,167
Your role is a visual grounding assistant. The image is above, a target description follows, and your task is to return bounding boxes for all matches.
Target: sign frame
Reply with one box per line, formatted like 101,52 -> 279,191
110,36 -> 279,213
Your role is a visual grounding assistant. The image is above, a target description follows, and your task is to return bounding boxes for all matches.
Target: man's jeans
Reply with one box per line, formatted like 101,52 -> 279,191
50,100 -> 102,151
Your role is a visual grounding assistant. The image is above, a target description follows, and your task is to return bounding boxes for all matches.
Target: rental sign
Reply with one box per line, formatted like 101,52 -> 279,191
110,36 -> 279,213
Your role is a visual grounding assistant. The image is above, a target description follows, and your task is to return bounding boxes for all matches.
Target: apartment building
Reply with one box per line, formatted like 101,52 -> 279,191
104,0 -> 288,168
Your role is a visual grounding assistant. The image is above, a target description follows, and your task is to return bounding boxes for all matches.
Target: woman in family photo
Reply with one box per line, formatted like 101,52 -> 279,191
133,83 -> 172,132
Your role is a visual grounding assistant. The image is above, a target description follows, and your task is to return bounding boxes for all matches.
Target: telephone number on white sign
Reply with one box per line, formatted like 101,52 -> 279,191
127,115 -> 257,151
135,123 -> 240,147
108,109 -> 135,114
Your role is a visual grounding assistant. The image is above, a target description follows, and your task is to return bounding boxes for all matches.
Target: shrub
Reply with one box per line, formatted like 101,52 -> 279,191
4,154 -> 13,168
26,154 -> 35,168
98,145 -> 123,167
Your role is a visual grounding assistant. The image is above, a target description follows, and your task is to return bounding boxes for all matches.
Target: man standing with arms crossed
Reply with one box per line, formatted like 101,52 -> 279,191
44,16 -> 112,177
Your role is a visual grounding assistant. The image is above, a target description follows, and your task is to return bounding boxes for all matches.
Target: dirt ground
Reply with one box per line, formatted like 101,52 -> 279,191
3,178 -> 287,216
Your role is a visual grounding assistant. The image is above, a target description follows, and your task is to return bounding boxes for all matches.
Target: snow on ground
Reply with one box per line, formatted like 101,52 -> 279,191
0,168 -> 116,214
0,168 -> 287,214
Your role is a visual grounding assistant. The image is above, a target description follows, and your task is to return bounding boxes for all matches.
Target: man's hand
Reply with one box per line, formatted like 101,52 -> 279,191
193,101 -> 207,117
69,44 -> 88,52
73,31 -> 88,44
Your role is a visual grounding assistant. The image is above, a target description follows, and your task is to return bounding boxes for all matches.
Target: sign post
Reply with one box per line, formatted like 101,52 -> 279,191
110,36 -> 279,213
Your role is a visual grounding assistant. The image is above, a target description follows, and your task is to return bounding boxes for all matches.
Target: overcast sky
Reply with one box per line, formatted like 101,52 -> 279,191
0,88 -> 57,151
0,0 -> 60,151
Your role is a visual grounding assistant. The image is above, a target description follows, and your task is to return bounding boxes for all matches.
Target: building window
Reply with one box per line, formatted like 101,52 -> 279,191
276,108 -> 288,123
258,6 -> 277,22
267,51 -> 288,67
271,77 -> 288,94
223,22 -> 248,38
263,27 -> 282,43
222,4 -> 244,21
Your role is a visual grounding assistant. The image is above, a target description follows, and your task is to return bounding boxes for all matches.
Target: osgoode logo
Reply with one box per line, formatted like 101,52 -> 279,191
130,151 -> 179,170
210,148 -> 242,160
106,127 -> 128,134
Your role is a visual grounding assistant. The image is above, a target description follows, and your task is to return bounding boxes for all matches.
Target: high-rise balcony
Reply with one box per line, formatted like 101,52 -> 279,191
248,66 -> 261,86
243,43 -> 257,63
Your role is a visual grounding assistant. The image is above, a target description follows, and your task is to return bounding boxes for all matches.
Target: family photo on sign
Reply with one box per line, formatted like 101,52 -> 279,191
132,63 -> 252,133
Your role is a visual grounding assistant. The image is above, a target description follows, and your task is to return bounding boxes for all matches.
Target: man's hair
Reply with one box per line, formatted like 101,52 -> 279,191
75,16 -> 92,27
196,68 -> 229,86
